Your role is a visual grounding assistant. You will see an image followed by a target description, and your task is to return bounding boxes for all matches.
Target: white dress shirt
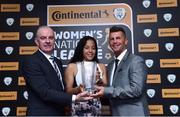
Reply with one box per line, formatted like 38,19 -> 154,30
110,49 -> 127,86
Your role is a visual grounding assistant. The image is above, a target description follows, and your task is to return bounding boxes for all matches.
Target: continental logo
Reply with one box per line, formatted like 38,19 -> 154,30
1,4 -> 20,12
18,77 -> 26,86
0,62 -> 19,71
162,88 -> 180,98
19,46 -> 38,55
138,43 -> 159,52
147,74 -> 161,83
158,28 -> 179,37
149,105 -> 164,115
16,107 -> 27,116
20,18 -> 39,26
137,14 -> 157,23
48,3 -> 132,28
157,0 -> 177,8
160,59 -> 180,68
0,91 -> 17,100
0,32 -> 19,40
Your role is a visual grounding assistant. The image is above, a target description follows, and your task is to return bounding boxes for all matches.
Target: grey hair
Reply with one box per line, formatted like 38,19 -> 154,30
35,26 -> 54,40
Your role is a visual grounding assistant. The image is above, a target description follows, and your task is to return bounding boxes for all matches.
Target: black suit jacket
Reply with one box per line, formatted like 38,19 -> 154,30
21,50 -> 72,116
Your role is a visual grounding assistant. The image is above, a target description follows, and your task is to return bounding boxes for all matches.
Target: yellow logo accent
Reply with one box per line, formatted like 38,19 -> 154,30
158,28 -> 179,37
138,43 -> 159,52
0,32 -> 19,40
0,91 -> 17,100
16,107 -> 27,116
160,59 -> 180,68
147,74 -> 161,83
137,14 -> 157,23
149,105 -> 164,115
1,4 -> 20,12
0,62 -> 19,71
162,89 -> 180,98
157,0 -> 177,8
20,18 -> 39,26
19,46 -> 38,55
18,77 -> 26,86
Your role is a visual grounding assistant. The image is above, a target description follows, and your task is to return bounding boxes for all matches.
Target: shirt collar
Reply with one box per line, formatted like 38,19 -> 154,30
115,49 -> 127,62
38,49 -> 52,60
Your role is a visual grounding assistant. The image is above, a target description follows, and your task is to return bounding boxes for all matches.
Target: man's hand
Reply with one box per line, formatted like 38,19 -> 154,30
75,91 -> 93,102
91,86 -> 104,98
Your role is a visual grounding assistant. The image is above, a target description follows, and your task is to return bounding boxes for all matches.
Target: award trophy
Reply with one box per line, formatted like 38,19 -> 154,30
81,61 -> 97,94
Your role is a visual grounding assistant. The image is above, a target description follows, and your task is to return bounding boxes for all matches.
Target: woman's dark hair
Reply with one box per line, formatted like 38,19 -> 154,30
69,36 -> 99,63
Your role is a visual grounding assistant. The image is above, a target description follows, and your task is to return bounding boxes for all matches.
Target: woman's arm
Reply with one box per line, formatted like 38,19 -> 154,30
64,63 -> 83,94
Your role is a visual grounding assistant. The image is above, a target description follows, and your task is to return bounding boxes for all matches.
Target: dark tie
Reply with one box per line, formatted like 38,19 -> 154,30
113,59 -> 119,76
50,56 -> 64,90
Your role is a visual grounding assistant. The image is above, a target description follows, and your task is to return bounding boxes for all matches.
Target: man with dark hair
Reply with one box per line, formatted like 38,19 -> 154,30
92,26 -> 150,116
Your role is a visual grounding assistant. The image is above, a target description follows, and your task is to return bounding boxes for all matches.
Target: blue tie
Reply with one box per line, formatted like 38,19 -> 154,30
50,56 -> 64,90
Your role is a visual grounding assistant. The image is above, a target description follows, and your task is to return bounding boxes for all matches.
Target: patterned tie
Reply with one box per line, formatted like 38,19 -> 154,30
50,56 -> 64,90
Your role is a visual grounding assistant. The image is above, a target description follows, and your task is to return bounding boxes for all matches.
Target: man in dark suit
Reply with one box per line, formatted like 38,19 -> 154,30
92,26 -> 150,116
21,26 -> 92,116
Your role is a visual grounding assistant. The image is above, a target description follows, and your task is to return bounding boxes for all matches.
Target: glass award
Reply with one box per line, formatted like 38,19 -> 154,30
81,61 -> 97,94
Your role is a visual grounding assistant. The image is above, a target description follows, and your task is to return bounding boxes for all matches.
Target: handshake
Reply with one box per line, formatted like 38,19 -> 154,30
75,85 -> 105,102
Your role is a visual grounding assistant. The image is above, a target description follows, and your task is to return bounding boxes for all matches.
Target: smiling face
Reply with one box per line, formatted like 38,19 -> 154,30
35,27 -> 55,55
109,31 -> 128,57
83,40 -> 96,61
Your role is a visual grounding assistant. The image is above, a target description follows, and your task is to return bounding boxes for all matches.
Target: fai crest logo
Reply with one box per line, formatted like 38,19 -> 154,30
147,89 -> 155,98
163,13 -> 172,22
165,43 -> 174,52
113,8 -> 126,21
5,46 -> 14,55
25,32 -> 34,40
167,74 -> 176,83
23,91 -> 28,100
144,29 -> 152,37
4,77 -> 12,86
145,59 -> 154,68
170,105 -> 179,114
6,18 -> 14,26
26,4 -> 34,12
142,0 -> 151,8
2,107 -> 11,116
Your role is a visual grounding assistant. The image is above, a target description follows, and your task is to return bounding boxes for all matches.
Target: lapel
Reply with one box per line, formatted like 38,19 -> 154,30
35,50 -> 64,90
112,51 -> 130,85
35,50 -> 57,75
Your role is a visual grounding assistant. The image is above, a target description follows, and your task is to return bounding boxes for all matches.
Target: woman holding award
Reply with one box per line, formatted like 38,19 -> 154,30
65,36 -> 107,116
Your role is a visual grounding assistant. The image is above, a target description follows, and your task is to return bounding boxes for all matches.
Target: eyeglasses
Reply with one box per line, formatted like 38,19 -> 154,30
38,36 -> 54,40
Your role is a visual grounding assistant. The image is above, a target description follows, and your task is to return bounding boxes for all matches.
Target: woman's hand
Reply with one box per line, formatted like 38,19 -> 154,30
77,84 -> 85,93
96,70 -> 103,86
